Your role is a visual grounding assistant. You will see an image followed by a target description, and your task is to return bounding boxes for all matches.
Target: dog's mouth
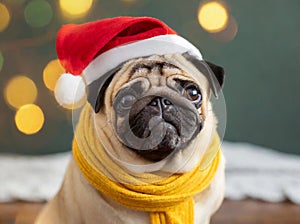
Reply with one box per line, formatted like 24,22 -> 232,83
128,118 -> 182,162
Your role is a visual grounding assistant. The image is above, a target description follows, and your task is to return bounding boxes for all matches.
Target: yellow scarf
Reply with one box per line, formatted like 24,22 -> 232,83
73,104 -> 221,224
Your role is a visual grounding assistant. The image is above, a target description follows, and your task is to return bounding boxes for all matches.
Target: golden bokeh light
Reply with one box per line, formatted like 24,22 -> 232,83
15,104 -> 44,135
59,0 -> 93,17
4,75 -> 38,109
198,1 -> 229,33
0,3 -> 10,32
43,59 -> 65,91
210,16 -> 238,42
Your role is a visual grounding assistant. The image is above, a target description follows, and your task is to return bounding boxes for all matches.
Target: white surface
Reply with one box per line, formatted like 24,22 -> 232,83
222,141 -> 300,204
1,141 -> 300,204
0,152 -> 70,202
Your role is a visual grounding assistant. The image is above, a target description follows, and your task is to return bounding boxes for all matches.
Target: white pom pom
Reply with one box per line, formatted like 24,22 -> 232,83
54,73 -> 86,107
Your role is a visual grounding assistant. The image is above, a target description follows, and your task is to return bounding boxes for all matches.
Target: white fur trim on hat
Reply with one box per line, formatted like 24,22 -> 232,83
54,73 -> 86,106
83,34 -> 203,85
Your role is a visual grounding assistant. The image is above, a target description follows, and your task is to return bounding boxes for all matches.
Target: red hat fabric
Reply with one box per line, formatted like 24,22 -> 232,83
54,16 -> 203,106
56,17 -> 177,76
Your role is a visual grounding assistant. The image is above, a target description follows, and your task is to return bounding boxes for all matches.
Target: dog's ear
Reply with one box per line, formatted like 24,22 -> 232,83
182,53 -> 225,98
88,64 -> 123,113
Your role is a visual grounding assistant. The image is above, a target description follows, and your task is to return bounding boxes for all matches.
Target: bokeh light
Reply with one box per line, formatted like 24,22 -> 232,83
15,104 -> 44,135
59,0 -> 93,17
210,16 -> 238,42
0,51 -> 4,72
0,3 -> 10,32
24,0 -> 53,28
4,75 -> 38,109
198,1 -> 229,33
43,59 -> 65,91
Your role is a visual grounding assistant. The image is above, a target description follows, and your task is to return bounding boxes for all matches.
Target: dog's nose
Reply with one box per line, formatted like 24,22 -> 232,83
149,97 -> 173,110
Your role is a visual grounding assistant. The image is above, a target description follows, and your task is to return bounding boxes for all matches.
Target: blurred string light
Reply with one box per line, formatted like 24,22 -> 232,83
198,1 -> 229,33
4,75 -> 38,109
0,51 -> 4,72
24,0 -> 53,28
210,16 -> 238,42
59,0 -> 93,17
0,3 -> 10,32
43,59 -> 65,91
15,104 -> 44,135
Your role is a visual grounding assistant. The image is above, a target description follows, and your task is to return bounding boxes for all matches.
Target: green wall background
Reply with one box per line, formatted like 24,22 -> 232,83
0,0 -> 299,155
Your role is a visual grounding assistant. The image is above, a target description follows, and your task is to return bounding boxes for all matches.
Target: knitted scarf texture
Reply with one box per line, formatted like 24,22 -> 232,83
73,104 -> 221,224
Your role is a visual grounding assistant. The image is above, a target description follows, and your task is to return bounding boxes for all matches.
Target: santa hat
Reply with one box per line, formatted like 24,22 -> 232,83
54,16 -> 203,107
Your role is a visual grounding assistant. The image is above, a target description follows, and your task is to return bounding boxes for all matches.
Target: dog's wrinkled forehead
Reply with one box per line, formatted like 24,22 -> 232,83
110,54 -> 208,99
129,60 -> 182,79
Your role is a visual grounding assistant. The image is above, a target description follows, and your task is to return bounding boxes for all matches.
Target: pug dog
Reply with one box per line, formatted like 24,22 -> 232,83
35,53 -> 225,224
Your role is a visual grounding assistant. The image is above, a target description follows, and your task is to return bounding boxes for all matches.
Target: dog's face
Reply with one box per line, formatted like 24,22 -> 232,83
91,54 -> 224,173
113,60 -> 204,162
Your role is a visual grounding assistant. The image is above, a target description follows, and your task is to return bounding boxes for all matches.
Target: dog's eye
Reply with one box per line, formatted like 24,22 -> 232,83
120,94 -> 136,109
184,84 -> 202,106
